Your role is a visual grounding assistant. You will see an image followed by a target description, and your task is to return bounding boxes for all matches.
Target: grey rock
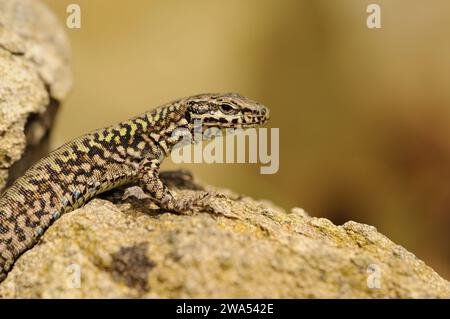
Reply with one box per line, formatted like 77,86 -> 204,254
0,0 -> 72,190
0,186 -> 448,298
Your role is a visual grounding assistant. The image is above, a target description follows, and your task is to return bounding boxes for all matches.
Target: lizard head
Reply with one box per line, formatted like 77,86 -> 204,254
183,93 -> 270,129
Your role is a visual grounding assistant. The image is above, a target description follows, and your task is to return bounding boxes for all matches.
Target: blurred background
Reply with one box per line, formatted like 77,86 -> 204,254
42,0 -> 450,279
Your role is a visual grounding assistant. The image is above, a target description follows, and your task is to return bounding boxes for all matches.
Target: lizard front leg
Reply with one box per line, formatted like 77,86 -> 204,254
138,157 -> 176,210
138,158 -> 208,212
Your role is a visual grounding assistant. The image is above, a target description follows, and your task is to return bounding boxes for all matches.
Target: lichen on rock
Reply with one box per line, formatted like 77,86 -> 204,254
0,183 -> 448,298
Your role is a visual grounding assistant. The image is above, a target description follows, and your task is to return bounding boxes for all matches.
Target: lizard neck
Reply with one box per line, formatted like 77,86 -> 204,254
135,103 -> 189,159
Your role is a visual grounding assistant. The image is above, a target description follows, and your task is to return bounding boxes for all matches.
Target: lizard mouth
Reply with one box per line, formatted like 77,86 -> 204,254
240,118 -> 268,128
240,113 -> 270,127
201,118 -> 267,129
192,108 -> 270,129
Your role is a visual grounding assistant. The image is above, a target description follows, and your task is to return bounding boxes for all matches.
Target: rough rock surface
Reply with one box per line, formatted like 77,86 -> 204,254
0,184 -> 448,298
0,0 -> 72,190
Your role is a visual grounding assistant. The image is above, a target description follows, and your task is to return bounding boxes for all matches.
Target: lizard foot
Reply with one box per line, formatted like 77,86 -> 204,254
162,191 -> 212,214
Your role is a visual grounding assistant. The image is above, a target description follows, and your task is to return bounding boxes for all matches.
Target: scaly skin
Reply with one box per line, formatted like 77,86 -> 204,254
0,93 -> 269,282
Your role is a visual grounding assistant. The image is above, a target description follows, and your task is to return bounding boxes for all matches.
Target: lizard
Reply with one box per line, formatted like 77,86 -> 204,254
0,92 -> 270,282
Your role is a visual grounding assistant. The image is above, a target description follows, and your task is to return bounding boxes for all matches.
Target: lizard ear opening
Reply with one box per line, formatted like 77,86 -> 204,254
184,110 -> 191,122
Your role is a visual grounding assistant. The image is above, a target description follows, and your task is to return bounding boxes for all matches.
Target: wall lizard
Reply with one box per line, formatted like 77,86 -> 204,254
0,93 -> 270,282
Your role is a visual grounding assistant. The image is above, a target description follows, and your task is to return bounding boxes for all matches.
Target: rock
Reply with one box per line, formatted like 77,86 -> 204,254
0,184 -> 448,298
0,0 -> 72,190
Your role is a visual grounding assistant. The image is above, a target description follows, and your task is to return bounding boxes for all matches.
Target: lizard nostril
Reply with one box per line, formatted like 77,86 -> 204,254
260,108 -> 269,118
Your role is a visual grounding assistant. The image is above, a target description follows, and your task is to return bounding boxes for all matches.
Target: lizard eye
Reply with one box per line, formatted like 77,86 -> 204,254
219,104 -> 234,114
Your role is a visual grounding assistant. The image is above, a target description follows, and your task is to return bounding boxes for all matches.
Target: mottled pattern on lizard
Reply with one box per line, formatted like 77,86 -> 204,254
0,93 -> 269,282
